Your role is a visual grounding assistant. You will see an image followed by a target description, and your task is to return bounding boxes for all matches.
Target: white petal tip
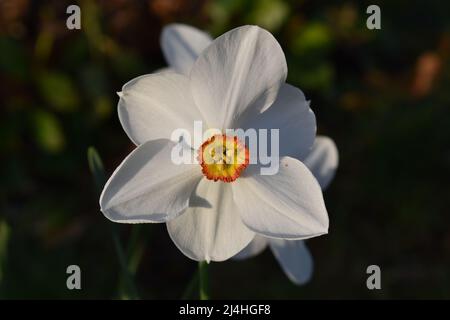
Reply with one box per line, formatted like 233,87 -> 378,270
117,91 -> 123,98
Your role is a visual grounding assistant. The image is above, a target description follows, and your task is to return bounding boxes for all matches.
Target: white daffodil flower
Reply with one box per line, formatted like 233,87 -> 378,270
99,24 -> 329,262
234,136 -> 338,285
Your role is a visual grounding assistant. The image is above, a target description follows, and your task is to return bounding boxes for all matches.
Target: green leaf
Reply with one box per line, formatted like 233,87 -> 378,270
87,146 -> 106,192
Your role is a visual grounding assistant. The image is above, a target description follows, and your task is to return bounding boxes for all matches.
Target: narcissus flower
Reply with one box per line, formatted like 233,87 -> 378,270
100,24 -> 329,262
234,136 -> 338,285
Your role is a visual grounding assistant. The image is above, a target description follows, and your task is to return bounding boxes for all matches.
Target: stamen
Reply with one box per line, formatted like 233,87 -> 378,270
198,135 -> 249,182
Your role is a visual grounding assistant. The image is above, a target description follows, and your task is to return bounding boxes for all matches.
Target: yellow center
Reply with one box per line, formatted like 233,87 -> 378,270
198,135 -> 249,182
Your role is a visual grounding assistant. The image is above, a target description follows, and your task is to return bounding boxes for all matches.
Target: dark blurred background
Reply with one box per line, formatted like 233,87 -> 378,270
1,0 -> 449,299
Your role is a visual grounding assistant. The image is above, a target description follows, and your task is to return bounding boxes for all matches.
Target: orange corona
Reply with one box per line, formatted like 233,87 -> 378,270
198,135 -> 249,182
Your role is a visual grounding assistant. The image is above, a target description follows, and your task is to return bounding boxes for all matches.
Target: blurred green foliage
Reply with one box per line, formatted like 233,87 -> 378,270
32,109 -> 66,152
37,72 -> 79,112
0,0 -> 450,299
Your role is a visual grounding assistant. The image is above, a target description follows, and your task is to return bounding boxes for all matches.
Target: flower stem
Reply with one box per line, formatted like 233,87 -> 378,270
198,261 -> 210,300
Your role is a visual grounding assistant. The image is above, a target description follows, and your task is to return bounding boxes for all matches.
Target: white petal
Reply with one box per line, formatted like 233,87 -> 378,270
161,23 -> 213,76
233,235 -> 269,260
100,139 -> 202,223
242,83 -> 316,159
269,239 -> 313,285
167,178 -> 254,262
232,157 -> 328,239
118,72 -> 204,145
303,136 -> 339,190
190,25 -> 287,129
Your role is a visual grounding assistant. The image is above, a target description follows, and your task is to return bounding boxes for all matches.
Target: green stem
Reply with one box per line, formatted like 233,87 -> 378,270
198,261 -> 210,300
